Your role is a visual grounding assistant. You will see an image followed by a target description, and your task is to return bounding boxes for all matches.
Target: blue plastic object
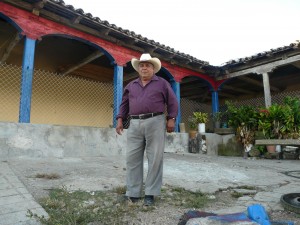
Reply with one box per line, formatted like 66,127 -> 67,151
247,204 -> 271,225
247,204 -> 295,225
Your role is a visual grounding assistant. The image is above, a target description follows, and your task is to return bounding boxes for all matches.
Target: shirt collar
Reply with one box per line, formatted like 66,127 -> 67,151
133,75 -> 158,84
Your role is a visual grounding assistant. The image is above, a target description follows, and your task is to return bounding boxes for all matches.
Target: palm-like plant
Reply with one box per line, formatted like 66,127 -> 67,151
225,101 -> 258,151
284,96 -> 300,138
258,104 -> 294,139
193,112 -> 209,124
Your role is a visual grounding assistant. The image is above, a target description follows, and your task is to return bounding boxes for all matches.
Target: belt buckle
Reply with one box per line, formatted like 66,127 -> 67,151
139,114 -> 144,119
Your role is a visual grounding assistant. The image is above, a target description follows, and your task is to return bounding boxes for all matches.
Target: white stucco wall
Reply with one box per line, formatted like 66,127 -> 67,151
0,122 -> 190,159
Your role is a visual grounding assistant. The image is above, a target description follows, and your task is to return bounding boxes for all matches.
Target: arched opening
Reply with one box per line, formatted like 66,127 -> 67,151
180,76 -> 214,132
30,34 -> 116,127
0,14 -> 24,122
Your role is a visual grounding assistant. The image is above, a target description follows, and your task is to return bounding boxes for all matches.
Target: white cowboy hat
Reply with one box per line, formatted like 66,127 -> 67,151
131,53 -> 161,74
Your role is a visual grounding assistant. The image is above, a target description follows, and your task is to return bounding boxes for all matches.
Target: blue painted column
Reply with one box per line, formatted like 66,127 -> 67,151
171,81 -> 180,132
19,37 -> 36,123
113,64 -> 123,127
211,91 -> 219,114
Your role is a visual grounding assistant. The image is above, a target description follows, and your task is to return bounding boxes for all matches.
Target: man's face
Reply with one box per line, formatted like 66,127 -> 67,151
138,62 -> 154,80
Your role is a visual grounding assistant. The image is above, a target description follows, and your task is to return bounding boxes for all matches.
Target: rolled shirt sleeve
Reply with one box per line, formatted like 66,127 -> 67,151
116,88 -> 129,120
165,82 -> 178,120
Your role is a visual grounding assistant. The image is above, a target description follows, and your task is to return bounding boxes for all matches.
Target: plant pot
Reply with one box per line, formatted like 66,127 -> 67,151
221,122 -> 228,128
267,145 -> 276,153
275,145 -> 281,152
179,123 -> 186,133
189,130 -> 197,139
198,123 -> 205,133
214,121 -> 221,129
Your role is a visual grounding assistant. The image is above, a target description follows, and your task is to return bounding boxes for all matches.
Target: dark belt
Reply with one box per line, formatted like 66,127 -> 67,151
130,112 -> 163,120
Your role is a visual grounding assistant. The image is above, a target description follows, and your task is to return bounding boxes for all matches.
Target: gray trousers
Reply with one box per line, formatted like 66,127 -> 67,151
126,114 -> 166,197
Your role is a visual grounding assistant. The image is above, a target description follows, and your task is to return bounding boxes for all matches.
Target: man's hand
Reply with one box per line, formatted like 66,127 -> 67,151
116,118 -> 124,135
166,119 -> 175,133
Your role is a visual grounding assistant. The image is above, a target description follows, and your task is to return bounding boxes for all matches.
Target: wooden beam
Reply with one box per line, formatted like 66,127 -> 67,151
71,15 -> 83,24
218,92 -> 236,99
181,91 -> 207,98
62,64 -> 114,82
123,72 -> 138,81
181,84 -> 207,92
59,50 -> 104,76
165,53 -> 176,61
180,58 -> 193,65
221,84 -> 254,95
3,0 -> 32,11
72,63 -> 113,80
180,77 -> 201,84
32,0 -> 47,16
0,32 -> 22,63
34,0 -> 47,9
143,46 -> 157,54
292,61 -> 300,69
200,88 -> 210,102
126,38 -> 139,45
187,95 -> 210,101
99,28 -> 111,36
238,76 -> 280,92
32,8 -> 143,51
216,54 -> 300,80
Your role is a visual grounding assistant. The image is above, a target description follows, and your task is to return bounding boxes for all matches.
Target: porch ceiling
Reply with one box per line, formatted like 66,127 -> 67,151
180,63 -> 300,104
1,1 -> 300,106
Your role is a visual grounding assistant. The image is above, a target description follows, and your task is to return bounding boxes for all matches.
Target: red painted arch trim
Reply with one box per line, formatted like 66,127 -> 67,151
215,79 -> 227,90
0,2 -> 137,65
0,2 -> 219,87
163,63 -> 216,87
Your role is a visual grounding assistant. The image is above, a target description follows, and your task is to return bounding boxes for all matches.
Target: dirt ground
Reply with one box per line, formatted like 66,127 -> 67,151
8,153 -> 300,224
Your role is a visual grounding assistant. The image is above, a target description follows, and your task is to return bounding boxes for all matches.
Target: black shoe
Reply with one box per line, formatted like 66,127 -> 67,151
119,195 -> 140,203
128,196 -> 141,203
144,195 -> 154,206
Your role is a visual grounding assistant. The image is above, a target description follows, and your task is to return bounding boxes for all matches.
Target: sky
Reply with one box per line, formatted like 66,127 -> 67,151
64,0 -> 300,66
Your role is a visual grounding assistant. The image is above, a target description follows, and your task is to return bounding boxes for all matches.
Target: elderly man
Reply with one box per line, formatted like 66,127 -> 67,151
116,53 -> 178,206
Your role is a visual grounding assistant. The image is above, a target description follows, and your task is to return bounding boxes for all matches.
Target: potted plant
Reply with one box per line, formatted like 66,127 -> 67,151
259,104 -> 294,137
284,96 -> 300,138
258,103 -> 294,153
225,101 -> 258,155
193,112 -> 209,133
188,116 -> 198,138
211,111 -> 223,129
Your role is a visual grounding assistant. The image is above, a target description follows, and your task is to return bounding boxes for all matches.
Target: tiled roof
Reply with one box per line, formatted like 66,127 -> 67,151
49,0 -> 209,67
54,0 -> 300,70
6,0 -> 300,72
222,42 -> 300,68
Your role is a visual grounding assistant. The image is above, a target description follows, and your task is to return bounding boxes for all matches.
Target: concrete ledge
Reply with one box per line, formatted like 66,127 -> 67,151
165,132 -> 189,153
255,139 -> 300,145
214,128 -> 235,135
0,122 -> 189,159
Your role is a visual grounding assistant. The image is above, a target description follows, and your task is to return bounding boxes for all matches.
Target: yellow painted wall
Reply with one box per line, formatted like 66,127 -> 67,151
0,63 -> 114,127
0,64 -> 21,122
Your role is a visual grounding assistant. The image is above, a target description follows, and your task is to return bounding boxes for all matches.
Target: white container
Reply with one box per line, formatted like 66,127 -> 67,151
198,123 -> 205,133
179,123 -> 186,133
275,145 -> 281,152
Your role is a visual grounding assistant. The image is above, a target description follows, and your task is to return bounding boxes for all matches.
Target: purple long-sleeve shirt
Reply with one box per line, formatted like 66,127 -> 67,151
116,75 -> 178,120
